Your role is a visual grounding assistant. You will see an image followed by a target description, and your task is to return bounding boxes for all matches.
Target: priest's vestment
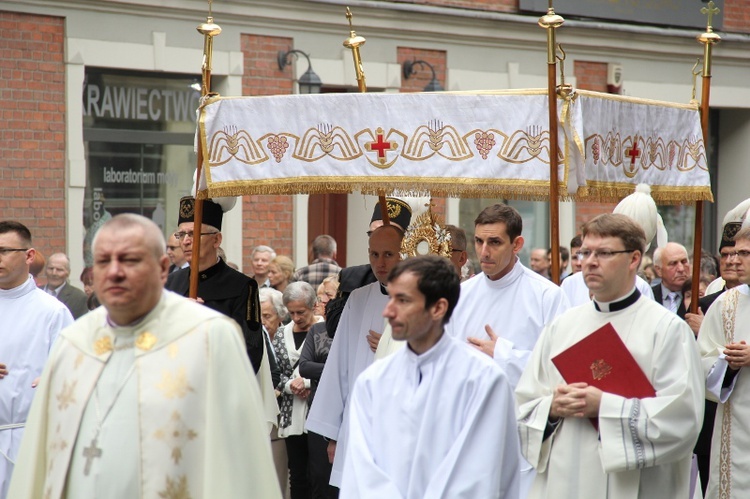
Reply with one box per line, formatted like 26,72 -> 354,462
446,260 -> 570,388
561,271 -> 654,307
341,333 -> 520,499
0,276 -> 73,499
516,294 -> 704,499
697,284 -> 750,499
8,291 -> 281,499
306,281 -> 388,487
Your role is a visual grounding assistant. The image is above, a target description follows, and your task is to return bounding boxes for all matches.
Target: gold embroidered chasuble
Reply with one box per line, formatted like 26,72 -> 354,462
698,285 -> 750,499
8,291 -> 282,499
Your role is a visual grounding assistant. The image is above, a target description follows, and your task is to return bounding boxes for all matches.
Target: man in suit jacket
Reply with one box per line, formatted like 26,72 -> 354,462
43,253 -> 88,319
652,242 -> 690,318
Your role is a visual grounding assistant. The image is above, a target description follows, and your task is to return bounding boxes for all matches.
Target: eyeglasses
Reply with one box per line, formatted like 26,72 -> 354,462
0,248 -> 29,257
451,249 -> 465,253
724,250 -> 750,259
316,296 -> 330,304
576,249 -> 636,261
174,231 -> 219,240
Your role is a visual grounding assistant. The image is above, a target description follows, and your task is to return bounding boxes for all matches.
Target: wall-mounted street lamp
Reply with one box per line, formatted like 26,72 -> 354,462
278,49 -> 323,94
402,59 -> 444,92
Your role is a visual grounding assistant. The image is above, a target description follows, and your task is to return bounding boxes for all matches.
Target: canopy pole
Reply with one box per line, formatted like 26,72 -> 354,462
190,5 -> 221,298
343,7 -> 390,225
539,3 -> 564,284
692,1 -> 721,314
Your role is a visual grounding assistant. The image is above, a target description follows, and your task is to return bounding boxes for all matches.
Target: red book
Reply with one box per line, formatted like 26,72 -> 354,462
551,322 -> 655,428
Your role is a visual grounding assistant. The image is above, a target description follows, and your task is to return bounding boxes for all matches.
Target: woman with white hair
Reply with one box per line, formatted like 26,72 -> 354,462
258,287 -> 289,497
273,281 -> 323,499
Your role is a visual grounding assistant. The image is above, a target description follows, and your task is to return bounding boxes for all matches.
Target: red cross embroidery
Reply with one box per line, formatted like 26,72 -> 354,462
625,136 -> 641,170
366,127 -> 397,165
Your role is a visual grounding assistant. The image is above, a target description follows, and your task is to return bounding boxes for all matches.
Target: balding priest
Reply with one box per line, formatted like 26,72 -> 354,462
9,214 -> 281,499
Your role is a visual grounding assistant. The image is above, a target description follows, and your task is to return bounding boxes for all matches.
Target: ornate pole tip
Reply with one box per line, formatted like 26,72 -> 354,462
197,17 -> 222,37
538,8 -> 564,29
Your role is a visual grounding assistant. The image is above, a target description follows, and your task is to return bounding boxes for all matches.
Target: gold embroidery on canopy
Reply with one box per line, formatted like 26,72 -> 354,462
158,475 -> 191,499
156,367 -> 195,399
56,380 -> 77,411
208,125 -> 269,167
355,128 -> 406,169
401,120 -> 473,162
292,124 -> 360,162
497,126 -> 552,165
154,410 -> 198,465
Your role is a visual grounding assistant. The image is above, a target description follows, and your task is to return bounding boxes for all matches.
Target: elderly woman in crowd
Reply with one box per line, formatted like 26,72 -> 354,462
269,255 -> 295,293
300,275 -> 339,499
273,282 -> 323,499
259,287 -> 290,498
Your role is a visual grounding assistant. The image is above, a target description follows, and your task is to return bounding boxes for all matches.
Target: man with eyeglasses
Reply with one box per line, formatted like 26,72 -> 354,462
698,223 -> 750,499
165,196 -> 264,374
42,253 -> 89,319
561,185 -> 657,307
0,221 -> 73,498
166,233 -> 187,274
517,213 -> 703,499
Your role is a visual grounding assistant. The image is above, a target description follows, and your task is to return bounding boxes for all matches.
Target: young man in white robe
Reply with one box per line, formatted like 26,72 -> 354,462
698,225 -> 750,499
445,203 -> 569,494
306,224 -> 403,488
0,221 -> 74,499
516,213 -> 704,499
341,255 -> 520,498
9,214 -> 281,499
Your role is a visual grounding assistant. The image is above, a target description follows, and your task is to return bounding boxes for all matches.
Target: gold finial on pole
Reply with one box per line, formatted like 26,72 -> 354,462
689,1 -> 721,314
189,1 -> 222,299
343,7 -> 367,93
538,1 -> 564,285
697,1 -> 721,78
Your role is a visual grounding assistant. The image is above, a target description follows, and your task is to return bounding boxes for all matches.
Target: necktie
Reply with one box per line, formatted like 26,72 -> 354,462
668,292 -> 680,313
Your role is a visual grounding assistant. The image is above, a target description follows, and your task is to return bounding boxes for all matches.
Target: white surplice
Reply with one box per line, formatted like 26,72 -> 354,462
305,281 -> 389,487
0,275 -> 73,499
341,333 -> 520,499
446,260 -> 570,388
516,295 -> 704,499
8,291 -> 281,499
561,271 -> 655,307
697,284 -> 750,499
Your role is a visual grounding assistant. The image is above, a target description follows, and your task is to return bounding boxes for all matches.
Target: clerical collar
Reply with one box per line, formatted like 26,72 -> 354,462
593,287 -> 641,313
379,283 -> 388,295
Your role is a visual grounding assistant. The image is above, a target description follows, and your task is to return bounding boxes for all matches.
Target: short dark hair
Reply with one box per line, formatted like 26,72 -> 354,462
387,255 -> 461,324
474,204 -> 523,241
581,214 -> 646,254
312,235 -> 337,258
0,221 -> 32,247
445,225 -> 467,251
570,234 -> 582,249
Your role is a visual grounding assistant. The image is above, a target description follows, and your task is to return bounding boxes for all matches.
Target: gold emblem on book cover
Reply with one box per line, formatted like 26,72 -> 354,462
590,358 -> 613,381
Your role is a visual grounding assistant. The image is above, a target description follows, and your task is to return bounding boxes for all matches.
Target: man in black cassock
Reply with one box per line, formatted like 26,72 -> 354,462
165,196 -> 264,372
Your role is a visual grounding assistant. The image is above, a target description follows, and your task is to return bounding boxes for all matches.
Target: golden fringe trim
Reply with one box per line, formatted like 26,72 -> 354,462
578,184 -> 713,205
196,182 -> 578,202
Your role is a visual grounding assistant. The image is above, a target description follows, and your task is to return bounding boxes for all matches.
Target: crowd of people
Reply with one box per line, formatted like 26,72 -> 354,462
1,188 -> 750,499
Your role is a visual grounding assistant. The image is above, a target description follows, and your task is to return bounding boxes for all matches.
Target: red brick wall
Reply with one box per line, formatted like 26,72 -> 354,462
724,0 -> 750,33
0,11 -> 66,258
573,60 -> 616,230
240,34 -> 295,270
398,47 -> 447,217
